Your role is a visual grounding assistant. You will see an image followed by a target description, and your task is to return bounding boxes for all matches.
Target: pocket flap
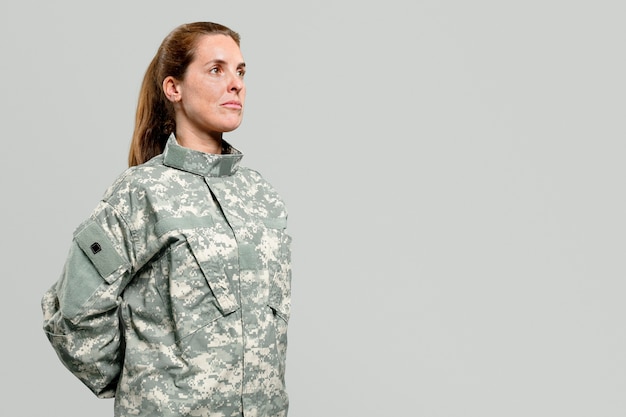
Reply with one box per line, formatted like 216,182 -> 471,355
263,217 -> 287,229
187,233 -> 239,316
75,221 -> 126,282
268,269 -> 291,322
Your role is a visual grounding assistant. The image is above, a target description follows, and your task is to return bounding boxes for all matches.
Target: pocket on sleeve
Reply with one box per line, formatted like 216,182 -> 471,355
57,221 -> 127,321
75,221 -> 127,282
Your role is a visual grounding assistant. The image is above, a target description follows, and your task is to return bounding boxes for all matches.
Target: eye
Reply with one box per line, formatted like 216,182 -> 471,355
209,67 -> 220,74
237,68 -> 246,77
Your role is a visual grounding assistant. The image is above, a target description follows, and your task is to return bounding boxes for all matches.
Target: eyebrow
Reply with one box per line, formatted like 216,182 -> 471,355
204,59 -> 246,68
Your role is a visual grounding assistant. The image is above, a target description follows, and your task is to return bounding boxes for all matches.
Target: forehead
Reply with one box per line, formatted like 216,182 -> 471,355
192,34 -> 243,63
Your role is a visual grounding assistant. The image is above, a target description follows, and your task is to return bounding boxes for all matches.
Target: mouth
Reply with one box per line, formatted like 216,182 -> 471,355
221,101 -> 242,110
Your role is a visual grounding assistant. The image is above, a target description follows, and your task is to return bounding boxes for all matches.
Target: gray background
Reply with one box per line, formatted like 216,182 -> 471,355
1,0 -> 625,416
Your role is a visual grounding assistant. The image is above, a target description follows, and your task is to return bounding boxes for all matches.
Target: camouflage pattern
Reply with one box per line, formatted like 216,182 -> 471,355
42,135 -> 292,417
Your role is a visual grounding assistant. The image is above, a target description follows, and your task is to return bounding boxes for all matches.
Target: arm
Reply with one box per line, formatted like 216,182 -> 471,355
42,203 -> 134,398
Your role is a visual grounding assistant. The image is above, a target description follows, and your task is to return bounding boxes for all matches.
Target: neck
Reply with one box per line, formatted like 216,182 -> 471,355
175,128 -> 223,154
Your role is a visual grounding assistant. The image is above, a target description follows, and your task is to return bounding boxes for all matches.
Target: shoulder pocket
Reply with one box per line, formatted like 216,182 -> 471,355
57,221 -> 128,321
75,221 -> 126,283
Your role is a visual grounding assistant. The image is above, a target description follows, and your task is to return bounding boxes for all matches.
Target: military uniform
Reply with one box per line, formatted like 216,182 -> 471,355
42,135 -> 292,417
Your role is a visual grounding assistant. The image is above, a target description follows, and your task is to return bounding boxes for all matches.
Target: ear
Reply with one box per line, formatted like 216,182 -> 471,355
163,76 -> 182,103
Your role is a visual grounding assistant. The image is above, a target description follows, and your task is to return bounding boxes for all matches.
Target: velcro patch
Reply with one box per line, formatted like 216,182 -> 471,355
75,221 -> 126,281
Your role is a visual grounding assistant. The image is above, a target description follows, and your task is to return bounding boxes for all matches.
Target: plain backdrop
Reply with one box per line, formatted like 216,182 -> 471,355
1,1 -> 625,416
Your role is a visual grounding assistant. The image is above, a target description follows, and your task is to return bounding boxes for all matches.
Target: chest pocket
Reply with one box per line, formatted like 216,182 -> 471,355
155,217 -> 240,342
186,232 -> 239,316
265,217 -> 292,324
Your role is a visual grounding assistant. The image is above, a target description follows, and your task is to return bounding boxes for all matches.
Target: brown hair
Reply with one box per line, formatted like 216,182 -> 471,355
128,22 -> 241,166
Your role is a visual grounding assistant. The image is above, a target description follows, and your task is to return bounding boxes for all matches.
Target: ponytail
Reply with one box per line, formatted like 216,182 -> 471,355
128,55 -> 175,167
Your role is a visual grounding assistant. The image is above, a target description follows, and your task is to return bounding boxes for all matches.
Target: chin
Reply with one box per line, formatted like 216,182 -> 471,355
220,121 -> 243,133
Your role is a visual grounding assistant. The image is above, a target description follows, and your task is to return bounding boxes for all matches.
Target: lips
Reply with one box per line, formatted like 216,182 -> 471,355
222,101 -> 242,109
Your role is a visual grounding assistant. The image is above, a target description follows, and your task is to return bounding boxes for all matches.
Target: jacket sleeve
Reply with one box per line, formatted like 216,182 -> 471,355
42,201 -> 134,398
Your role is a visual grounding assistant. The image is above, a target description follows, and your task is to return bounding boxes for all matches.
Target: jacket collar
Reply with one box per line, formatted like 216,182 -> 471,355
162,134 -> 243,177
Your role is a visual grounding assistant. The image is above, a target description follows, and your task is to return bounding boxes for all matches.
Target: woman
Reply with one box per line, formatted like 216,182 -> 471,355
42,22 -> 292,417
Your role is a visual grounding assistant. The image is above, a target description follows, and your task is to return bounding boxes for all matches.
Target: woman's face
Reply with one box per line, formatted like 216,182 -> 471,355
169,34 -> 246,140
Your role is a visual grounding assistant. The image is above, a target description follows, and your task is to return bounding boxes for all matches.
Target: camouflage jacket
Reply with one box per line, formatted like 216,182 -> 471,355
42,135 -> 292,417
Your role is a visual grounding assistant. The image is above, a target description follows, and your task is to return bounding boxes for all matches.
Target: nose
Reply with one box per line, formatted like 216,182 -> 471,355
228,71 -> 244,92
